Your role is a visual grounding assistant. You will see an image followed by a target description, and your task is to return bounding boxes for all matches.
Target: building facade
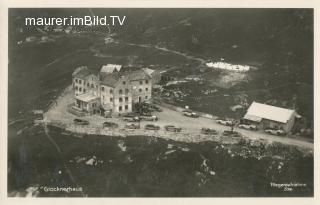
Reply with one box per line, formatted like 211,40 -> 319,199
243,101 -> 297,133
71,66 -> 152,116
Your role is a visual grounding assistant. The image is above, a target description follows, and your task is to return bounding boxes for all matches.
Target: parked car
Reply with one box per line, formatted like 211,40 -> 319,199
150,105 -> 163,112
201,128 -> 218,135
264,128 -> 286,136
145,124 -> 160,130
238,123 -> 257,130
183,110 -> 199,118
74,119 -> 89,125
103,121 -> 118,128
223,130 -> 241,137
123,115 -> 140,122
165,125 -> 182,132
125,123 -> 140,129
140,115 -> 158,121
216,118 -> 233,126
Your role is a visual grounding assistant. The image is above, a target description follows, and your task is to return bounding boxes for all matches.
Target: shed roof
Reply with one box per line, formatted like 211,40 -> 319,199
244,101 -> 295,123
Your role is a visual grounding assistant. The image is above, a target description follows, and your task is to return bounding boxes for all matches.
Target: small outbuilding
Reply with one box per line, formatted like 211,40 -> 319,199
243,101 -> 297,133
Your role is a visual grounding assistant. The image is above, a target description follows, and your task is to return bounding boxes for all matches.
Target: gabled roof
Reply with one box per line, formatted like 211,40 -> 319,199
126,69 -> 152,81
142,67 -> 155,76
100,73 -> 119,87
244,101 -> 296,123
72,66 -> 95,79
100,64 -> 122,74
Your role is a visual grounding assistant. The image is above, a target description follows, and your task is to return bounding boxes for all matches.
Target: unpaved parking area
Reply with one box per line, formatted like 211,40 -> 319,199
44,86 -> 313,150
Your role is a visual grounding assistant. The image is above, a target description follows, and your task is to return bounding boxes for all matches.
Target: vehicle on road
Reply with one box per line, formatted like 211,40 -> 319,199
125,123 -> 140,129
216,118 -> 233,126
165,125 -> 182,132
122,113 -> 140,122
74,118 -> 89,125
238,123 -> 257,130
223,130 -> 241,137
201,128 -> 218,135
264,128 -> 286,136
140,115 -> 158,121
103,121 -> 119,128
183,110 -> 199,118
145,124 -> 160,130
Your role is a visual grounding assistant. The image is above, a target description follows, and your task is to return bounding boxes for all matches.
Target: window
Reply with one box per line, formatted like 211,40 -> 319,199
79,87 -> 82,92
140,81 -> 143,85
75,79 -> 78,83
123,81 -> 126,85
83,89 -> 86,93
145,88 -> 148,91
139,88 -> 142,93
125,105 -> 128,110
91,84 -> 94,88
110,89 -> 113,94
125,88 -> 129,94
146,80 -> 149,84
75,86 -> 78,90
110,98 -> 113,102
125,97 -> 128,102
79,79 -> 82,84
145,96 -> 148,99
87,83 -> 90,87
119,106 -> 122,111
101,86 -> 104,91
119,97 -> 123,102
119,89 -> 123,94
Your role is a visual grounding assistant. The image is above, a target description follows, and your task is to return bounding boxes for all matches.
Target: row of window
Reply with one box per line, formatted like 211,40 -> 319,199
119,105 -> 129,111
74,78 -> 98,89
139,80 -> 149,85
75,86 -> 85,93
119,97 -> 129,102
138,87 -> 149,93
119,89 -> 129,95
101,86 -> 113,93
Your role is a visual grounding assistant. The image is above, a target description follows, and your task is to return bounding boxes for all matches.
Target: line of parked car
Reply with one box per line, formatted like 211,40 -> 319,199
215,118 -> 286,136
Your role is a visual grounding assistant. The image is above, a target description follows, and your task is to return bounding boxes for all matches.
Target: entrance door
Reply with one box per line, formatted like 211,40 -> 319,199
139,97 -> 141,102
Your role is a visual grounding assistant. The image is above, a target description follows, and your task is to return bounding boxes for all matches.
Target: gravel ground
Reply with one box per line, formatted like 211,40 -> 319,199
44,85 -> 313,151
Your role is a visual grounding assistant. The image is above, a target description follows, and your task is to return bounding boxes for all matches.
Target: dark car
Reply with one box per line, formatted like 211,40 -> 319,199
122,115 -> 140,122
145,124 -> 160,130
165,125 -> 182,132
149,105 -> 163,112
201,128 -> 218,135
103,121 -> 118,128
125,123 -> 140,129
74,119 -> 89,125
223,130 -> 241,137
